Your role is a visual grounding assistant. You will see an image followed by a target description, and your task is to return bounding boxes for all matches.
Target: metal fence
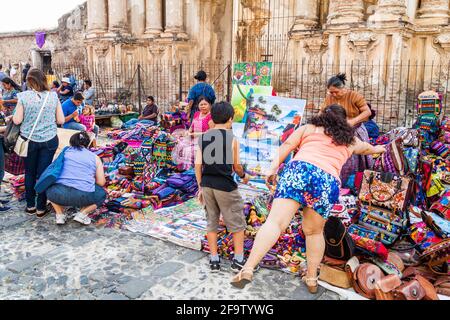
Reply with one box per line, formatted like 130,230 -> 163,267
52,61 -> 231,114
52,59 -> 450,132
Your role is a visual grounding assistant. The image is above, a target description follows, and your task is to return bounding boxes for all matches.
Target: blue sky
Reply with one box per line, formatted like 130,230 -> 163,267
1,0 -> 86,33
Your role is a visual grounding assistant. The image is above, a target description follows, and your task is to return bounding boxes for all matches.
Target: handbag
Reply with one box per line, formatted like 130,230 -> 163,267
3,120 -> 21,152
359,170 -> 413,212
34,147 -> 69,194
348,224 -> 389,260
419,238 -> 450,273
352,263 -> 384,299
420,210 -> 450,239
14,92 -> 50,157
358,205 -> 407,246
319,263 -> 352,289
374,274 -> 402,300
324,216 -> 355,260
430,190 -> 450,220
393,280 -> 426,300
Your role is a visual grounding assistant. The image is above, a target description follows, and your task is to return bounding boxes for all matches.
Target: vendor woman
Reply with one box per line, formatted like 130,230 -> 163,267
321,73 -> 373,184
188,96 -> 214,137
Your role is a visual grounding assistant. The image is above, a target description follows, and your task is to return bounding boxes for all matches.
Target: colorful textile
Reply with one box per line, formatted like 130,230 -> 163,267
340,123 -> 374,184
274,161 -> 340,218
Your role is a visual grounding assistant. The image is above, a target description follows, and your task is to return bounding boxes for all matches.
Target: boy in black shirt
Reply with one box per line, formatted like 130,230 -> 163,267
195,102 -> 255,273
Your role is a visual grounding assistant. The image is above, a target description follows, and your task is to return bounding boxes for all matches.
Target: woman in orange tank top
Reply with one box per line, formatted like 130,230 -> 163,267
231,105 -> 385,293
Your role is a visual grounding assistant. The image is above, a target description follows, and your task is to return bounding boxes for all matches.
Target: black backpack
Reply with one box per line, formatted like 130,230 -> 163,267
324,216 -> 355,261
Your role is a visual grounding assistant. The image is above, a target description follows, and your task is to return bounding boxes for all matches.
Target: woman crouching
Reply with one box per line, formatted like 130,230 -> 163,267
46,132 -> 106,226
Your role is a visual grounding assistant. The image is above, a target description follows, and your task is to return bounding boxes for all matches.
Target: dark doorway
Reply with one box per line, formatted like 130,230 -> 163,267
41,51 -> 52,74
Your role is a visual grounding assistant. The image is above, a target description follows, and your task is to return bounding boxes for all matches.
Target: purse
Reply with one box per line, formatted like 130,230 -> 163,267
359,170 -> 413,212
352,263 -> 384,299
319,263 -> 352,289
374,274 -> 402,300
358,204 -> 407,246
393,280 -> 426,300
34,147 -> 69,194
434,277 -> 450,297
347,225 -> 389,261
420,210 -> 450,239
3,120 -> 21,152
430,191 -> 450,220
324,216 -> 355,260
14,92 -> 50,157
419,238 -> 450,273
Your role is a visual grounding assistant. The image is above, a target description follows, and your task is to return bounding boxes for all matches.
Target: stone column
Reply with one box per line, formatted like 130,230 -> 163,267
108,0 -> 128,33
130,0 -> 146,37
368,0 -> 408,26
416,0 -> 450,26
327,0 -> 365,25
87,0 -> 107,32
144,0 -> 163,38
406,0 -> 420,21
292,0 -> 319,31
161,0 -> 188,39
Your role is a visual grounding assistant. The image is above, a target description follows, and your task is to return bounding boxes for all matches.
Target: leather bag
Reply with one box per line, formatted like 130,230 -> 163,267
351,262 -> 384,299
414,275 -> 439,300
393,280 -> 426,300
359,170 -> 413,212
324,216 -> 355,261
374,274 -> 402,300
319,263 -> 352,289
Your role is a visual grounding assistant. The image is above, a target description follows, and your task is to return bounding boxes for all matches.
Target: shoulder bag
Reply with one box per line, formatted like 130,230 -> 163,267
34,147 -> 69,194
14,91 -> 50,157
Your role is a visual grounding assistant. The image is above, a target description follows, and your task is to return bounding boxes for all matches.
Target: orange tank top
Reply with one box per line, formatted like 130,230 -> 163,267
293,129 -> 352,180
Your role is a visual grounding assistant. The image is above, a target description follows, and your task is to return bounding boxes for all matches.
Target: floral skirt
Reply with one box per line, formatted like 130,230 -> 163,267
274,161 -> 340,218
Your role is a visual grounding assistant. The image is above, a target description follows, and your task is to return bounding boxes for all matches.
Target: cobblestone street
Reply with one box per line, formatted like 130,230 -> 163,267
0,199 -> 341,300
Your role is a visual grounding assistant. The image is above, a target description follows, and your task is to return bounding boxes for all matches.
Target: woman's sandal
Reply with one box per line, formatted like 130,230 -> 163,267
230,268 -> 254,289
302,276 -> 319,294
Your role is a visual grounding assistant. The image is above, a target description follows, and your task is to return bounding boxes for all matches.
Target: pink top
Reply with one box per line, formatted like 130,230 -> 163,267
191,112 -> 212,133
293,130 -> 352,180
79,115 -> 95,132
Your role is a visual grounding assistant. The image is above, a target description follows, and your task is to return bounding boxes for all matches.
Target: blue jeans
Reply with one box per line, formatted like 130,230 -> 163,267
24,135 -> 59,210
63,122 -> 86,131
93,125 -> 99,138
46,184 -> 106,208
0,139 -> 4,187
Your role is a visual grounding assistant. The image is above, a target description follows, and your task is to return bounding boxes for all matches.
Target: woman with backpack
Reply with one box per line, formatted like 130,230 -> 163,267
230,105 -> 385,294
46,131 -> 106,226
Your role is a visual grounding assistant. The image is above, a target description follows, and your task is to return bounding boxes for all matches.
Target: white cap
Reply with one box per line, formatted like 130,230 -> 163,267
62,77 -> 70,84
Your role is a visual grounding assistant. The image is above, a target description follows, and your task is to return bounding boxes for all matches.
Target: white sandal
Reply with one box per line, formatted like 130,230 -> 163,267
302,275 -> 319,294
230,268 -> 254,289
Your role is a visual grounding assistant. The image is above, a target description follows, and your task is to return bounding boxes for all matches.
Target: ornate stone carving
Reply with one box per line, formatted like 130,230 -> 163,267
94,43 -> 109,58
304,36 -> 329,84
348,32 -> 378,91
348,31 -> 377,51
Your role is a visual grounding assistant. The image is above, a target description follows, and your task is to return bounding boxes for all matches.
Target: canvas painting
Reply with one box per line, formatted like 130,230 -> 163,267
231,85 -> 273,123
232,62 -> 273,86
243,95 -> 306,141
